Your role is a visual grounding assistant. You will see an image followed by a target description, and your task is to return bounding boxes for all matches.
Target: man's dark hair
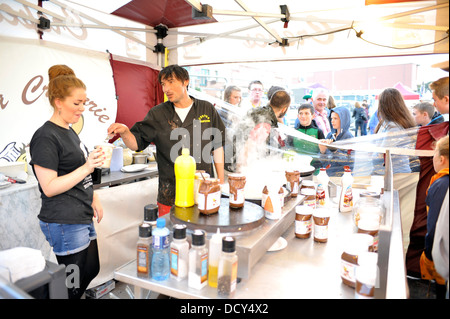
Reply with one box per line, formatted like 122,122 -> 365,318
270,90 -> 290,110
158,64 -> 190,86
298,103 -> 314,115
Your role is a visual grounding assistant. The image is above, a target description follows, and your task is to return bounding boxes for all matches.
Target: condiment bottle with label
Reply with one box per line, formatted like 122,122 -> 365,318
313,208 -> 331,243
228,173 -> 246,208
339,166 -> 354,213
198,179 -> 221,214
295,205 -> 313,239
144,203 -> 158,229
188,230 -> 209,289
285,170 -> 300,197
175,148 -> 196,207
217,236 -> 238,298
208,229 -> 223,288
355,252 -> 378,299
340,233 -> 373,287
170,224 -> 189,281
316,168 -> 330,207
137,223 -> 152,278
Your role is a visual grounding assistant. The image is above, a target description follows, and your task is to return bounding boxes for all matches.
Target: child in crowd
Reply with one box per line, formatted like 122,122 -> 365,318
420,135 -> 449,299
412,102 -> 444,127
319,106 -> 354,176
290,103 -> 325,170
292,103 -> 325,152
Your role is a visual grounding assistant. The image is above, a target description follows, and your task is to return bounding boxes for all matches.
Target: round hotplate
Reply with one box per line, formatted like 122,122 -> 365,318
170,198 -> 265,234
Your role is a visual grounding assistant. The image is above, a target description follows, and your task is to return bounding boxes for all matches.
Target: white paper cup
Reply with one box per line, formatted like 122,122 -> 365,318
96,143 -> 114,168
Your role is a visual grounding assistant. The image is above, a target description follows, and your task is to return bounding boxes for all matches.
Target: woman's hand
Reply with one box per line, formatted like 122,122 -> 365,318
92,192 -> 103,223
84,148 -> 104,174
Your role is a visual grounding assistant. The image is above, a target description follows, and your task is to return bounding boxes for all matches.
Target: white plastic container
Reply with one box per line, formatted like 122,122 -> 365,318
316,168 -> 330,208
208,229 -> 223,288
339,166 -> 354,213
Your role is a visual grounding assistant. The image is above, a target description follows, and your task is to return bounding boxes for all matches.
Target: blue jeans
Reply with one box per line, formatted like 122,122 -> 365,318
39,221 -> 97,256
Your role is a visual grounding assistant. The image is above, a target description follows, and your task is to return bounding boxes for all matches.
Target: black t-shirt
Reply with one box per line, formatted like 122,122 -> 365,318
30,121 -> 94,224
130,97 -> 226,206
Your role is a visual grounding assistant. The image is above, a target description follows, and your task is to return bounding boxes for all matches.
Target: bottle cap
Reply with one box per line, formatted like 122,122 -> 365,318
156,217 -> 166,228
222,236 -> 236,252
144,204 -> 158,222
173,224 -> 187,239
182,148 -> 190,156
139,223 -> 151,238
192,229 -> 205,246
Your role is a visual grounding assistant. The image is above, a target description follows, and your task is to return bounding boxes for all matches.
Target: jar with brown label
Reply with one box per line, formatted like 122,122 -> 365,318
194,171 -> 210,205
340,233 -> 373,287
300,180 -> 315,193
355,252 -> 378,299
295,205 -> 313,239
313,208 -> 331,243
357,217 -> 380,252
285,170 -> 300,197
301,188 -> 316,208
228,173 -> 246,208
198,179 -> 221,214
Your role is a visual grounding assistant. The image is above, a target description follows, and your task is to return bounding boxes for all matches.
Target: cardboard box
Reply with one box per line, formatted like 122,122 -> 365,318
85,279 -> 115,299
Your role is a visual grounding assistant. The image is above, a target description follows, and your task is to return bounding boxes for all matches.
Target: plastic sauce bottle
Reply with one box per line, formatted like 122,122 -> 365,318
175,148 -> 196,207
151,218 -> 170,281
188,230 -> 209,289
316,168 -> 330,208
208,229 -> 223,288
218,236 -> 238,297
170,224 -> 189,281
137,223 -> 152,278
339,166 -> 354,213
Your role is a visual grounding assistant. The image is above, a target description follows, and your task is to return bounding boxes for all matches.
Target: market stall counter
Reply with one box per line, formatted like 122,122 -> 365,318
114,185 -> 407,299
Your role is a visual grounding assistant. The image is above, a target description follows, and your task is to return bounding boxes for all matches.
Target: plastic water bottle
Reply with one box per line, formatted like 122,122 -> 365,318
151,218 -> 170,281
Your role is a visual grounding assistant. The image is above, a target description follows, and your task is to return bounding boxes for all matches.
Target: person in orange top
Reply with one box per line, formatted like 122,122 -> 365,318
420,135 -> 449,299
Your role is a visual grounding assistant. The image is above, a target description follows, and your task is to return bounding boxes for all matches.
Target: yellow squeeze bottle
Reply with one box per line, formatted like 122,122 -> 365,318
175,148 -> 196,207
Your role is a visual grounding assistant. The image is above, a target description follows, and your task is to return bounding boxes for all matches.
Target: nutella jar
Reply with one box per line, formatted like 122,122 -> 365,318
355,252 -> 378,299
198,178 -> 221,214
194,171 -> 210,205
357,217 -> 380,252
312,208 -> 330,243
301,188 -> 316,208
340,234 -> 373,287
285,170 -> 301,197
295,205 -> 313,239
228,173 -> 246,208
300,180 -> 315,193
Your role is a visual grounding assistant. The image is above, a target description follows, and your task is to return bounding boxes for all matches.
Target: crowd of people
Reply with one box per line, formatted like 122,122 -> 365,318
223,76 -> 449,298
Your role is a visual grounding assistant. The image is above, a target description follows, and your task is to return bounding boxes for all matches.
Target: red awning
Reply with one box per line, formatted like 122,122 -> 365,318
111,0 -> 217,28
375,82 -> 421,100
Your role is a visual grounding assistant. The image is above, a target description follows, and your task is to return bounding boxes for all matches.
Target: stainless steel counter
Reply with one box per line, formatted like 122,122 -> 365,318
93,163 -> 158,189
114,190 -> 407,299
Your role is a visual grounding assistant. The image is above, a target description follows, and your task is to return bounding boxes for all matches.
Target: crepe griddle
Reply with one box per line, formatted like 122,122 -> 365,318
170,198 -> 265,234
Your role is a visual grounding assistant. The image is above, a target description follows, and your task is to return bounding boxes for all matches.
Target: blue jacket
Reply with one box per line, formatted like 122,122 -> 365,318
322,107 -> 354,176
326,107 -> 354,141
